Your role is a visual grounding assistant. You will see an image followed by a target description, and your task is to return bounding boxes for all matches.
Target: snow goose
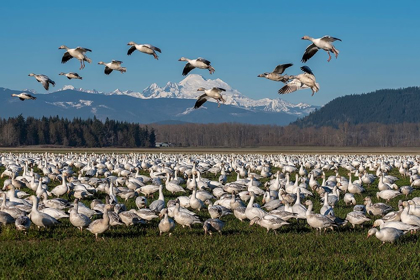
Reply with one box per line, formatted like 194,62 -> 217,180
149,185 -> 165,213
401,201 -> 420,227
15,215 -> 31,232
301,35 -> 342,63
127,42 -> 161,59
173,200 -> 201,229
59,72 -> 83,80
250,215 -> 289,234
245,191 -> 267,220
165,173 -> 186,194
373,219 -> 419,232
367,227 -> 405,246
206,200 -> 232,219
178,57 -> 215,76
257,63 -> 293,83
345,211 -> 370,228
194,87 -> 226,109
190,187 -> 205,211
278,66 -> 319,96
203,218 -> 225,235
69,198 -> 91,232
401,186 -> 414,198
58,45 -> 92,69
29,195 -> 59,228
158,208 -> 175,236
364,197 -> 392,216
11,93 -> 37,101
98,60 -> 127,75
0,209 -> 14,226
304,200 -> 337,233
376,190 -> 401,203
87,204 -> 113,240
28,73 -> 55,90
343,193 -> 356,206
119,210 -> 143,226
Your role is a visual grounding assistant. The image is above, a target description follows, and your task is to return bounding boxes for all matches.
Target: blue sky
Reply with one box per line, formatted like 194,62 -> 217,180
1,0 -> 419,106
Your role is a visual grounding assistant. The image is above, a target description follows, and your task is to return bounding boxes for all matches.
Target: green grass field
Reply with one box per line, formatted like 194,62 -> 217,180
1,155 -> 420,279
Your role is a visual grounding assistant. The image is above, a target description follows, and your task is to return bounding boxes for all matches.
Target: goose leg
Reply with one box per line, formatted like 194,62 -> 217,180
333,47 -> 339,58
217,100 -> 221,108
327,51 -> 332,62
153,52 -> 158,60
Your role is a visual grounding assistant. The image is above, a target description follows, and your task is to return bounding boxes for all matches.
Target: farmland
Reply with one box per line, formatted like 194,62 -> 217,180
0,151 -> 420,279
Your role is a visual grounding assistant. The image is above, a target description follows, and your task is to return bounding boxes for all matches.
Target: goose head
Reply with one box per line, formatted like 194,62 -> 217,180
257,73 -> 268,78
28,73 -> 35,77
178,57 -> 188,62
367,228 -> 378,238
59,72 -> 65,76
127,41 -> 136,46
197,87 -> 206,92
98,61 -> 105,65
304,200 -> 313,207
301,35 -> 311,40
58,45 -> 68,50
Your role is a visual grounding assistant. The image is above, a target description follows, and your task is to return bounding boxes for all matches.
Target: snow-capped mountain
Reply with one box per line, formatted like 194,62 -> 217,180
56,74 -> 317,116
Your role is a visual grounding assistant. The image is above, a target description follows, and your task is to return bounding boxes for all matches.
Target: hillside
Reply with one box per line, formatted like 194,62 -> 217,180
294,87 -> 420,127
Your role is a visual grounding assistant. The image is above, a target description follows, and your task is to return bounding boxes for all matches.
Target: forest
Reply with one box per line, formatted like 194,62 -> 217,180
295,87 -> 420,128
1,115 -> 420,148
151,122 -> 420,147
0,115 -> 155,148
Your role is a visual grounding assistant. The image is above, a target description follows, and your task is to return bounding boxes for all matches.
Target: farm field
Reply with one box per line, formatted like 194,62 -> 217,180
1,151 -> 420,279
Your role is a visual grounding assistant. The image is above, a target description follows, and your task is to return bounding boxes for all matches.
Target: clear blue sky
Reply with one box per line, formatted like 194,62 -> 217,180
1,0 -> 419,106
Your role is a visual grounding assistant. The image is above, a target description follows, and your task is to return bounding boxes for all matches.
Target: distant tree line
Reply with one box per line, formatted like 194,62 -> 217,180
0,115 -> 155,147
151,122 -> 420,147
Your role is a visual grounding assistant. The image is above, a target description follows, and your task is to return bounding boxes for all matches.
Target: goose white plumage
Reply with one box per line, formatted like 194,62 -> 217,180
98,60 -> 127,75
11,93 -> 37,101
178,57 -> 215,76
59,45 -> 92,69
194,87 -> 226,109
367,227 -> 405,245
301,35 -> 342,63
127,42 -> 161,59
278,66 -> 319,96
28,73 -> 55,90
59,72 -> 83,80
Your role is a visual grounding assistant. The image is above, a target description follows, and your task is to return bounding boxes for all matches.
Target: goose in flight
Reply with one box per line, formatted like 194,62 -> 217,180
127,42 -> 161,59
278,66 -> 319,96
98,60 -> 127,75
194,87 -> 226,109
178,57 -> 215,76
59,72 -> 83,80
58,45 -> 92,69
257,63 -> 293,83
28,73 -> 55,90
11,92 -> 37,101
301,35 -> 342,63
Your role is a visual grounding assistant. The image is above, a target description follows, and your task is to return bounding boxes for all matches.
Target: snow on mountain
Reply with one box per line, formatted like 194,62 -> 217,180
55,74 -> 317,116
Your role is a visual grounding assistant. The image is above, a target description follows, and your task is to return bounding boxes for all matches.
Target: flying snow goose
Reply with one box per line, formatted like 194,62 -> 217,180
257,63 -> 293,83
301,35 -> 342,62
28,73 -> 55,90
127,42 -> 161,59
178,57 -> 215,76
98,60 -> 127,75
11,93 -> 36,101
278,66 -> 319,96
58,45 -> 92,69
59,72 -> 83,80
194,87 -> 226,109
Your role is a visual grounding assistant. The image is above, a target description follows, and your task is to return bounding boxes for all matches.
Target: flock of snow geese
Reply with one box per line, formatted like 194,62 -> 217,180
13,35 -> 341,108
1,152 -> 420,245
